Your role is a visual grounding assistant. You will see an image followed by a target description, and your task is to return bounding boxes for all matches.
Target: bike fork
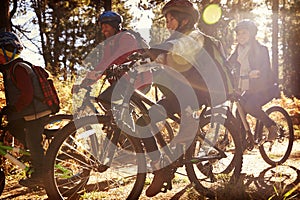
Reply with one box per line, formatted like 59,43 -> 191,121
236,102 -> 255,150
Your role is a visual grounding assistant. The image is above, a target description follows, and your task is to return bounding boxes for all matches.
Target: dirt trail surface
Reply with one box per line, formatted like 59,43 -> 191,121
1,140 -> 299,200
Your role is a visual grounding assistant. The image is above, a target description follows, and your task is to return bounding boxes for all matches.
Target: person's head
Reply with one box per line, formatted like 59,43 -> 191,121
0,32 -> 23,64
234,19 -> 258,45
99,11 -> 123,38
162,0 -> 199,33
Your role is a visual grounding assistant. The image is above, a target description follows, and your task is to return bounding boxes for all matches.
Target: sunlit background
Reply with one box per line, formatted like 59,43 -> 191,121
13,0 -> 273,66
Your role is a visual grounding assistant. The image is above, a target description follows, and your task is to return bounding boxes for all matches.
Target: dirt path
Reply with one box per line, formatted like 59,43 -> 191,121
1,140 -> 299,200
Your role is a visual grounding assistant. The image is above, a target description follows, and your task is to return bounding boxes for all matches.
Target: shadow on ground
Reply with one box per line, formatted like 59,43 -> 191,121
166,165 -> 300,200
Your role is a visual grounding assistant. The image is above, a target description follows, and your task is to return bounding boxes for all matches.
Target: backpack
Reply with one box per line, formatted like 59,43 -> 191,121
12,61 -> 60,115
202,35 -> 234,97
118,29 -> 150,52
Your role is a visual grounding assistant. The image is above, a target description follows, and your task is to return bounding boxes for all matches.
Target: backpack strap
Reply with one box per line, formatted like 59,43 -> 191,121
116,29 -> 149,53
11,60 -> 45,103
11,60 -> 35,84
203,35 -> 234,95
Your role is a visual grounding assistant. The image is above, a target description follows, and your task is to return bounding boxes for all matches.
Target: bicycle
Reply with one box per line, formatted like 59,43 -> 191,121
0,112 -> 73,196
228,90 -> 294,166
43,58 -> 243,199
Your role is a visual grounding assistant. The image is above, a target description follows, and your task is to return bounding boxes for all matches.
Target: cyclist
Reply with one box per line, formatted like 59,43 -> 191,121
227,20 -> 280,143
0,32 -> 51,187
136,0 -> 228,197
73,11 -> 151,108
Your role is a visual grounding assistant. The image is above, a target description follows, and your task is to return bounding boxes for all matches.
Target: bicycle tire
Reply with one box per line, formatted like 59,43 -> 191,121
185,110 -> 243,198
258,106 -> 294,166
44,115 -> 146,200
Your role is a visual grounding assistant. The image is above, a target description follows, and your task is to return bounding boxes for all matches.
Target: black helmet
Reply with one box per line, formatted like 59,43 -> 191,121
99,11 -> 123,30
0,32 -> 23,54
162,0 -> 200,25
234,20 -> 258,37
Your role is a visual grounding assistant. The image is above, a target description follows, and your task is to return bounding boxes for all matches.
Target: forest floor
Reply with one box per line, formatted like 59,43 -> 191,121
0,96 -> 299,200
0,139 -> 299,200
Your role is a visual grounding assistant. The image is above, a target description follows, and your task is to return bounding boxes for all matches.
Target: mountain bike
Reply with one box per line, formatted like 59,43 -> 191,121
0,112 -> 72,196
229,91 -> 294,166
43,59 -> 243,199
44,60 -> 154,199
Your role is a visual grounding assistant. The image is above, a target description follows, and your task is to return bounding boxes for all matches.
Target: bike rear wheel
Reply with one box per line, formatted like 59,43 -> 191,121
258,106 -> 294,166
44,115 -> 146,200
185,110 -> 243,198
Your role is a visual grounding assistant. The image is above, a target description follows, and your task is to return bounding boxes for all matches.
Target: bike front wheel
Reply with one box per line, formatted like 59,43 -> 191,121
44,115 -> 146,200
258,106 -> 294,166
185,110 -> 243,198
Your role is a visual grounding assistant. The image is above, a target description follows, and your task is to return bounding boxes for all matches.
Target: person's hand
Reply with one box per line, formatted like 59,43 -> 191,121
1,105 -> 16,115
249,70 -> 260,78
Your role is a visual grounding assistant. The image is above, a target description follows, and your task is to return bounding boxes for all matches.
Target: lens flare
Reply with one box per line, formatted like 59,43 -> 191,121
202,4 -> 222,25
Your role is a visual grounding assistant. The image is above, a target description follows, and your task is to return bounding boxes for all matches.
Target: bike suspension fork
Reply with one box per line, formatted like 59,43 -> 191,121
236,102 -> 255,147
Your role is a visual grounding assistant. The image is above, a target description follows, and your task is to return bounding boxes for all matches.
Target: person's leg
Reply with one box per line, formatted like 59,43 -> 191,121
97,83 -> 116,111
140,95 -> 179,197
241,92 -> 275,127
19,115 -> 49,187
241,92 -> 277,141
8,119 -> 27,147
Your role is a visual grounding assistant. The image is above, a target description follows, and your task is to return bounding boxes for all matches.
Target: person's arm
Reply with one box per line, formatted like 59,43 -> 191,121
13,65 -> 34,111
86,33 -> 139,83
257,45 -> 271,80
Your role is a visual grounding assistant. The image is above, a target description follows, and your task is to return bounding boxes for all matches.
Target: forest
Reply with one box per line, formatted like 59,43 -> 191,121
0,0 -> 299,98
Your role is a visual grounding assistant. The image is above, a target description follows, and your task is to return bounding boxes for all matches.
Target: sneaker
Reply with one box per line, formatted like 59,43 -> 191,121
145,167 -> 174,197
267,125 -> 279,141
19,175 -> 44,188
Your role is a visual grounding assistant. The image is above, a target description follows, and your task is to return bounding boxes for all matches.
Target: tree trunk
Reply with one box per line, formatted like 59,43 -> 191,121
0,0 -> 11,31
104,0 -> 111,11
272,0 -> 279,82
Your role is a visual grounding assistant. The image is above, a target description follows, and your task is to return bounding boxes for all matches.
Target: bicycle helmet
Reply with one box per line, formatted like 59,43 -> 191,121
234,20 -> 258,37
162,0 -> 200,25
0,32 -> 23,54
99,11 -> 123,30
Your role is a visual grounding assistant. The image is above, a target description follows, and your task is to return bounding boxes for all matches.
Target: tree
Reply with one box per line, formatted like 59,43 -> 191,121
280,0 -> 300,98
0,0 -> 18,32
30,0 -> 132,80
31,0 -> 106,80
4,0 -> 299,97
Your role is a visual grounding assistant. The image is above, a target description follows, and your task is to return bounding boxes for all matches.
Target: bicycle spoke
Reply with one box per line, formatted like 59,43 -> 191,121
45,116 -> 146,199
